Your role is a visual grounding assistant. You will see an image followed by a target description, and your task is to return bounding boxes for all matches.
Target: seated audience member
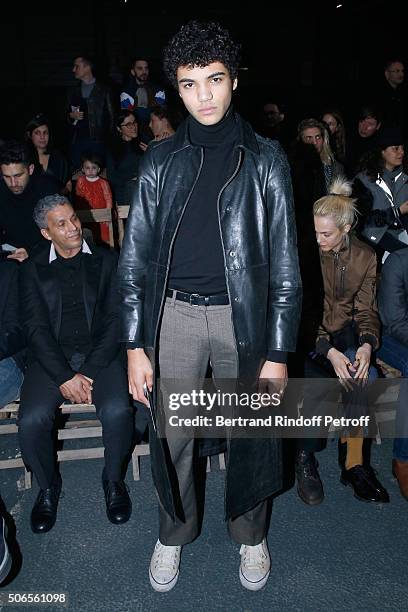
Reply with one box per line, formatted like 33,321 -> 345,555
258,99 -> 291,150
106,110 -> 143,204
18,195 -> 133,534
345,105 -> 382,176
321,109 -> 346,165
25,114 -> 70,192
148,105 -> 176,141
74,152 -> 113,244
0,141 -> 59,261
353,127 -> 408,259
377,249 -> 408,500
120,56 -> 166,125
294,177 -> 389,506
0,257 -> 25,408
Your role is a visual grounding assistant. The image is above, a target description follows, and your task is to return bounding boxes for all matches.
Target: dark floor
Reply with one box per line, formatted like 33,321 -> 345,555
0,433 -> 406,612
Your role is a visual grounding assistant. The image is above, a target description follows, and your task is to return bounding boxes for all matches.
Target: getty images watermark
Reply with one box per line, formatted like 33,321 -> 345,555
166,389 -> 370,431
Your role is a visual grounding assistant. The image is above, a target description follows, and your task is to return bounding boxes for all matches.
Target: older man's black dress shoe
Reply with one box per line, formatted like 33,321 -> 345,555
340,465 -> 389,503
102,479 -> 132,524
30,476 -> 62,534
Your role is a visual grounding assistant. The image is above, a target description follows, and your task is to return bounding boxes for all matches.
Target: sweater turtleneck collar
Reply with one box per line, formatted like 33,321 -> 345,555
188,106 -> 237,148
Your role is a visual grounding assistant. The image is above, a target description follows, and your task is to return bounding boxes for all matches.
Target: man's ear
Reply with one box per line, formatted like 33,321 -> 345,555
232,78 -> 238,91
40,228 -> 52,241
28,164 -> 35,176
131,68 -> 135,77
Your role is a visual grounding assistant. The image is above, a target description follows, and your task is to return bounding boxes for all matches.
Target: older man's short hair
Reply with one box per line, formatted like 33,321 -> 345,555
33,194 -> 71,229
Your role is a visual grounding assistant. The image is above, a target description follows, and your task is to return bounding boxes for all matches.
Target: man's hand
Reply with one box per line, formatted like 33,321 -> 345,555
69,110 -> 84,121
59,373 -> 93,404
399,201 -> 408,215
7,248 -> 28,262
258,361 -> 287,396
127,349 -> 153,406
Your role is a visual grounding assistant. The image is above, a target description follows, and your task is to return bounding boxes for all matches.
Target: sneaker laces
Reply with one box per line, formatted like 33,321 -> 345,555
153,542 -> 181,572
240,542 -> 268,570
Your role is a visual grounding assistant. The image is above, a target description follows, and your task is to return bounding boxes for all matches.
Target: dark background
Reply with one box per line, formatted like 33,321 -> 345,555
0,0 -> 405,150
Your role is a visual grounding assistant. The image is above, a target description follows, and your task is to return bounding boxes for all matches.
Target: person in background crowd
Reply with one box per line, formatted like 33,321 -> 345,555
345,105 -> 382,177
106,110 -> 143,204
378,248 -> 408,500
67,55 -> 115,172
377,59 -> 407,134
0,257 -> 25,408
257,99 -> 291,150
120,56 -> 166,125
75,152 -> 113,244
25,114 -> 70,192
18,195 -> 133,534
353,127 -> 408,260
0,141 -> 59,261
321,109 -> 346,165
148,105 -> 176,141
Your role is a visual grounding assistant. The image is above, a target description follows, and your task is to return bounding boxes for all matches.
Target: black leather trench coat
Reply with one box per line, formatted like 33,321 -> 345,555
118,114 -> 302,520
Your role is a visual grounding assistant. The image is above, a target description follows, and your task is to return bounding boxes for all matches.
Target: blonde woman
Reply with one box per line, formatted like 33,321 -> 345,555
294,177 -> 389,505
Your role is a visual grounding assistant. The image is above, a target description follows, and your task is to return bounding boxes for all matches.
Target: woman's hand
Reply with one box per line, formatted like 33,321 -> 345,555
327,347 -> 354,383
353,343 -> 372,379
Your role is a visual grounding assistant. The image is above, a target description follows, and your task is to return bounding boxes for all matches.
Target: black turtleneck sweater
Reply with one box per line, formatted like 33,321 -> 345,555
168,109 -> 239,295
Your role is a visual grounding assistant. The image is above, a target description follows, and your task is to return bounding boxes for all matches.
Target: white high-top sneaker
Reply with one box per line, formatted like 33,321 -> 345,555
239,538 -> 271,591
149,540 -> 182,592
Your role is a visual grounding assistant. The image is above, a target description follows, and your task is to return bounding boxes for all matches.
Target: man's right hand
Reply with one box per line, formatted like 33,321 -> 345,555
69,110 -> 84,121
59,373 -> 93,404
399,201 -> 408,215
127,349 -> 153,406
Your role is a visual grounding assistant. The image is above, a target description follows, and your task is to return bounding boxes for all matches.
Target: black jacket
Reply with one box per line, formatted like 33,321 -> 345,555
67,80 -> 116,143
0,258 -> 26,367
378,248 -> 408,346
20,243 -> 121,386
118,113 -> 302,520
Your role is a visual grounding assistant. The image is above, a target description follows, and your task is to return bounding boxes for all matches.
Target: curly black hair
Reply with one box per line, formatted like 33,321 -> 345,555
163,20 -> 241,89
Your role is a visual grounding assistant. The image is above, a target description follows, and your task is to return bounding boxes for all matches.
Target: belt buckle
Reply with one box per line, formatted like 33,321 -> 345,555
189,293 -> 201,306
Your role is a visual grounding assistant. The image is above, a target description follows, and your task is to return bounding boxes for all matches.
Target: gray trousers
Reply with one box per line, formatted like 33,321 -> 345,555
158,294 -> 268,546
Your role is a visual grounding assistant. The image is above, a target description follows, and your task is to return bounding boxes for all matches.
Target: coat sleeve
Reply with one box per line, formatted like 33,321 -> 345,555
378,252 -> 408,346
265,146 -> 303,353
117,150 -> 157,345
353,251 -> 380,349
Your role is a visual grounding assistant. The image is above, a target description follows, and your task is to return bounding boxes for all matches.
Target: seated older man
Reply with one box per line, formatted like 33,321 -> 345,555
18,195 -> 134,533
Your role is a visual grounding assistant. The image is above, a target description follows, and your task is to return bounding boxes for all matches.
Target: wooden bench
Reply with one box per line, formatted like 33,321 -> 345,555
116,204 -> 130,248
0,402 -> 150,489
0,402 -> 225,489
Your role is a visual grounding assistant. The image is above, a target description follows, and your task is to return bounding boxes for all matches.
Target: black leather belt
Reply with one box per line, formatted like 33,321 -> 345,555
166,288 -> 229,306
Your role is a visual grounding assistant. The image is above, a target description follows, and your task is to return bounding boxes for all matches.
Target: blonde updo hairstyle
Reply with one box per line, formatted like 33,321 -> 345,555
313,176 -> 359,232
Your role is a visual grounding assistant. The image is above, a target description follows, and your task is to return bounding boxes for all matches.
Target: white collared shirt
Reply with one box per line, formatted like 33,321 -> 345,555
49,240 -> 92,263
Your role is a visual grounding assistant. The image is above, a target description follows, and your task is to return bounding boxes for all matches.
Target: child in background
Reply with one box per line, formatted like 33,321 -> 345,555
75,152 -> 113,244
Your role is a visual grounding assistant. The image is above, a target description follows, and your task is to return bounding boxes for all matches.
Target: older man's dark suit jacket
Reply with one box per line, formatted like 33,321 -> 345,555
19,242 -> 121,387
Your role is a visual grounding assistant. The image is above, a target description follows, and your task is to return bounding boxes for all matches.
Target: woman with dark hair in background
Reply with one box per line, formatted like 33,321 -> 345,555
353,127 -> 408,261
106,110 -> 143,204
25,114 -> 70,192
321,109 -> 346,165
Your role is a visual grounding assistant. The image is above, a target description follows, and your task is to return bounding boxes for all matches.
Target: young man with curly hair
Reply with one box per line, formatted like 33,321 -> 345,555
118,20 -> 301,592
